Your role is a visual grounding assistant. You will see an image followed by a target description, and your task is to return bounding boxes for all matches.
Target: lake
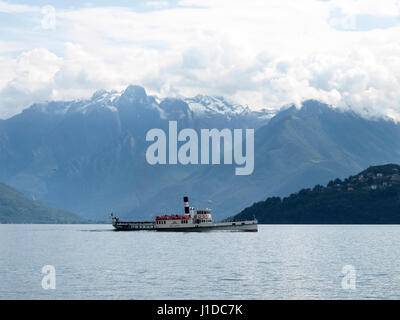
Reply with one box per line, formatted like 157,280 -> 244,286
1,224 -> 400,299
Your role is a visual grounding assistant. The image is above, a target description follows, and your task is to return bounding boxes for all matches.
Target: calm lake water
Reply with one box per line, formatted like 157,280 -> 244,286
1,224 -> 400,299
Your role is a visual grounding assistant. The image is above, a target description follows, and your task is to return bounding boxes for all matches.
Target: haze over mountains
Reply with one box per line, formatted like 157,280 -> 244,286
0,181 -> 84,224
1,85 -> 400,221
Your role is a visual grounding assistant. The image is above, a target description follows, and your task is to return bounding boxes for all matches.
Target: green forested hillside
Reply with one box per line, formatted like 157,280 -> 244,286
0,182 -> 85,223
233,164 -> 400,224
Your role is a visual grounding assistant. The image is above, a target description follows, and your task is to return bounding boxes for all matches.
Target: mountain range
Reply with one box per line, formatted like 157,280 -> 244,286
1,85 -> 400,221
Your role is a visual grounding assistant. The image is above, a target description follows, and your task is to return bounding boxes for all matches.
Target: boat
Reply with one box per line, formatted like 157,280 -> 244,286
111,196 -> 257,232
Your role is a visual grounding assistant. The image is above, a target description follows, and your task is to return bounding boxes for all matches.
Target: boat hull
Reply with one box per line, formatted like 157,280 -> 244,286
112,220 -> 258,232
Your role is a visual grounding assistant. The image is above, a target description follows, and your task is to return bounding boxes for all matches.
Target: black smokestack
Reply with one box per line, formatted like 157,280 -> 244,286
184,196 -> 189,214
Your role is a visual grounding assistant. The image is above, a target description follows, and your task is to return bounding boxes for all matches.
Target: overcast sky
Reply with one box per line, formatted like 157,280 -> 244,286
1,0 -> 400,119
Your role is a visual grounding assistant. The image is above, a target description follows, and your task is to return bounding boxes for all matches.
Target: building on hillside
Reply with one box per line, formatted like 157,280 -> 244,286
391,174 -> 400,183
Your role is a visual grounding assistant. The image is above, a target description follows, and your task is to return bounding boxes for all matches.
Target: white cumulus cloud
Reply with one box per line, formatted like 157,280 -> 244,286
0,0 -> 400,120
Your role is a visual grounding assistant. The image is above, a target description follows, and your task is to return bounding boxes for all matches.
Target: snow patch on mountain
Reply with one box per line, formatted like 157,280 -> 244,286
184,95 -> 250,116
22,85 -> 276,121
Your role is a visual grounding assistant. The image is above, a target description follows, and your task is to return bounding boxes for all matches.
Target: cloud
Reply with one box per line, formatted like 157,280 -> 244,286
0,48 -> 62,118
1,0 -> 400,120
146,1 -> 169,8
0,40 -> 25,53
178,0 -> 211,7
0,1 -> 39,13
332,0 -> 400,16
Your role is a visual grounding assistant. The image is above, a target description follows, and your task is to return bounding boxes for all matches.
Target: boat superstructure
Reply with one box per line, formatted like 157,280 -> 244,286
111,196 -> 257,232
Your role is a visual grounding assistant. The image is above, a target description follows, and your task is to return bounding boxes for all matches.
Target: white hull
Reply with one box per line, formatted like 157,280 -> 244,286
112,220 -> 258,232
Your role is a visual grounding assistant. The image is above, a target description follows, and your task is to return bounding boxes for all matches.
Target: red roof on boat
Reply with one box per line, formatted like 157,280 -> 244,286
156,214 -> 190,220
